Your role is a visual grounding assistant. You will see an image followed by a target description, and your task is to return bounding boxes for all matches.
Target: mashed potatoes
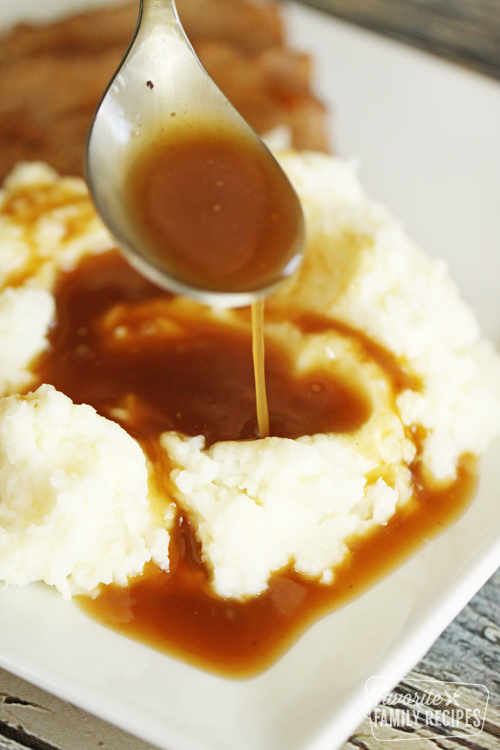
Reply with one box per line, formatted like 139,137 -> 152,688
0,385 -> 170,598
160,317 -> 416,599
0,286 -> 54,397
0,153 -> 499,601
272,153 -> 500,482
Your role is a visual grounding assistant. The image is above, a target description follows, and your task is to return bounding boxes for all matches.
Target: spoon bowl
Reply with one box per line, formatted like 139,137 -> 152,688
85,0 -> 305,307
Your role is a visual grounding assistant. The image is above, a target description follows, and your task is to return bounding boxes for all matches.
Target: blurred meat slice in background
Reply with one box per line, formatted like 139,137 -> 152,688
0,0 -> 329,182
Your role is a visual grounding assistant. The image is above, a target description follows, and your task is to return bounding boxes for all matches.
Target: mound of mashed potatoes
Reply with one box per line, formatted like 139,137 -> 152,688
0,154 -> 499,601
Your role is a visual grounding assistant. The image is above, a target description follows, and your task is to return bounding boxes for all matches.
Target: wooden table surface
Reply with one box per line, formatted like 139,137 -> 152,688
1,1 -> 500,749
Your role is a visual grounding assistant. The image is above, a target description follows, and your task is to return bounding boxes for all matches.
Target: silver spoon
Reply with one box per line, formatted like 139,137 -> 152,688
85,0 -> 305,308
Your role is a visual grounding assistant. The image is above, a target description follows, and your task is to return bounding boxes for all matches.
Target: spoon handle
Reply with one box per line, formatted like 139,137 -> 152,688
139,0 -> 184,33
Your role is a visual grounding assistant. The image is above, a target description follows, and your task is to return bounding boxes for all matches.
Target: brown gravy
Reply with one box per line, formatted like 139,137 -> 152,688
34,251 -> 371,446
80,457 -> 476,678
126,125 -> 303,293
33,250 -> 477,678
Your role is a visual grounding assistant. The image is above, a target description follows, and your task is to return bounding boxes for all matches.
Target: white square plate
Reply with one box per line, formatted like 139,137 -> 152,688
1,2 -> 500,749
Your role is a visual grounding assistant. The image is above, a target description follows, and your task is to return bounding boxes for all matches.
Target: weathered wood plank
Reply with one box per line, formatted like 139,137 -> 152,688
0,669 -> 155,750
342,568 -> 500,749
416,569 -> 500,709
342,674 -> 499,749
299,0 -> 500,79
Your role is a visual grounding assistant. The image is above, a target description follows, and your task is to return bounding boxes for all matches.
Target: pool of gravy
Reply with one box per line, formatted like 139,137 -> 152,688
126,125 -> 303,293
34,250 -> 477,678
35,251 -> 370,445
81,459 -> 475,678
